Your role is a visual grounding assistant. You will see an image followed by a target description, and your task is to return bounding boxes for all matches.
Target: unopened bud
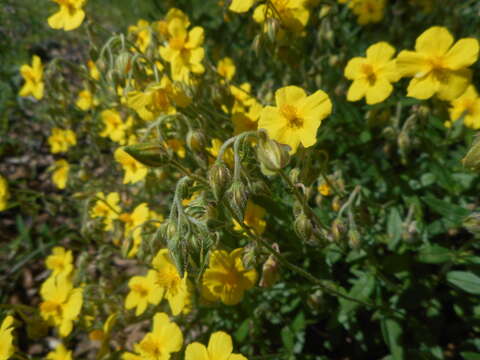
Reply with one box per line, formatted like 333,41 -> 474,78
463,136 -> 480,172
266,17 -> 279,43
257,132 -> 290,174
208,162 -> 232,201
259,253 -> 280,288
348,229 -> 361,249
228,181 -> 249,220
115,51 -> 132,75
463,213 -> 480,234
186,130 -> 206,152
294,213 -> 313,242
331,218 -> 346,243
289,168 -> 301,184
123,143 -> 168,167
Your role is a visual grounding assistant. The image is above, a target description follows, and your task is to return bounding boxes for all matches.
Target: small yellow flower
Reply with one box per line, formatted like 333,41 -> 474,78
76,89 -> 98,111
125,271 -> 163,316
99,110 -> 132,145
396,26 -> 479,100
258,85 -> 332,154
114,148 -> 149,185
318,182 -> 332,196
48,128 -> 77,154
232,102 -> 262,135
90,192 -> 121,231
202,248 -> 257,305
151,249 -> 190,316
350,0 -> 385,25
46,247 -> 74,278
39,275 -> 83,337
230,83 -> 257,113
46,343 -> 72,360
449,85 -> 480,129
233,200 -> 266,235
159,19 -> 205,82
229,0 -> 256,12
185,331 -> 248,360
119,203 -> 150,257
0,175 -> 10,212
154,8 -> 191,39
0,316 -> 15,360
19,55 -> 44,100
122,313 -> 183,360
87,60 -> 100,81
128,19 -> 151,54
48,0 -> 86,31
253,0 -> 309,33
344,42 -> 399,105
50,159 -> 70,190
217,57 -> 236,81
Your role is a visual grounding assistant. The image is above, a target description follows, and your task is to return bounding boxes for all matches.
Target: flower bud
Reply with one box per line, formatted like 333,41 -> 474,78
266,17 -> 279,43
228,181 -> 249,221
123,143 -> 168,167
348,229 -> 361,249
294,213 -> 313,242
208,162 -> 232,201
115,51 -> 132,75
463,213 -> 480,234
259,253 -> 280,288
257,133 -> 290,174
463,136 -> 480,172
186,130 -> 206,152
331,218 -> 346,243
289,168 -> 301,184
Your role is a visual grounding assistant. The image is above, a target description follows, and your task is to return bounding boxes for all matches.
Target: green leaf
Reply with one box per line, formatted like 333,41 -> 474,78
381,317 -> 404,360
417,245 -> 454,264
387,208 -> 403,249
234,319 -> 250,342
281,326 -> 295,352
339,273 -> 375,317
423,196 -> 470,225
291,312 -> 305,333
461,352 -> 480,360
447,271 -> 480,295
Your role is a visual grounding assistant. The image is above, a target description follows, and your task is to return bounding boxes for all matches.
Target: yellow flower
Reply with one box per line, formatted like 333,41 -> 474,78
99,110 -> 132,145
48,128 -> 77,154
217,57 -> 236,81
396,26 -> 479,100
154,8 -> 191,39
39,275 -> 83,337
202,248 -> 257,305
46,247 -> 73,278
87,60 -> 100,81
0,175 -> 10,212
232,102 -> 262,135
19,55 -> 44,100
258,85 -> 332,154
119,203 -> 150,257
46,344 -> 72,360
350,0 -> 385,25
125,271 -> 163,316
344,42 -> 399,105
128,19 -> 151,54
165,139 -> 186,158
233,200 -> 266,235
114,148 -> 149,185
89,313 -> 117,358
229,0 -> 256,12
207,139 -> 234,167
449,86 -> 480,129
159,19 -> 205,81
0,316 -> 15,360
230,83 -> 257,113
122,313 -> 182,360
151,249 -> 189,316
76,89 -> 98,111
185,331 -> 247,360
253,0 -> 309,33
48,0 -> 86,31
90,192 -> 121,231
318,183 -> 332,196
50,159 -> 70,190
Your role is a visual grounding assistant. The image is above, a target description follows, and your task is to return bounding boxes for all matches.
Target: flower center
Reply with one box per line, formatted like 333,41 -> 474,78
169,36 -> 185,51
155,266 -> 181,292
427,57 -> 449,82
41,301 -> 63,316
280,104 -> 303,128
152,89 -> 170,111
131,283 -> 149,297
362,64 -> 377,85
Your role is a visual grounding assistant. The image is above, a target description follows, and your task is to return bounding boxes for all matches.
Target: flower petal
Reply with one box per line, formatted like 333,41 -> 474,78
344,57 -> 366,80
208,331 -> 233,360
436,68 -> 471,101
185,343 -> 210,360
366,42 -> 396,63
445,38 -> 480,70
275,86 -> 306,107
347,79 -> 368,102
415,26 -> 453,56
406,74 -> 439,100
396,50 -> 429,77
365,78 -> 393,104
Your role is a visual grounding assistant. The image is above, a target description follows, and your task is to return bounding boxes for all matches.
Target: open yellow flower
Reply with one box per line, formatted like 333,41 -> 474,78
76,89 -> 98,111
48,0 -> 86,31
154,8 -> 191,39
46,247 -> 73,278
350,0 -> 385,25
87,60 -> 100,81
119,203 -> 150,257
122,313 -> 183,360
159,18 -> 205,81
99,110 -> 132,145
125,271 -> 163,316
151,249 -> 189,315
396,26 -> 479,100
258,86 -> 332,154
449,85 -> 480,129
90,192 -> 121,231
202,248 -> 257,305
128,19 -> 151,54
114,148 -> 148,185
0,315 -> 15,360
253,0 -> 309,34
39,275 -> 83,337
48,128 -> 77,154
217,57 -> 236,81
233,200 -> 266,235
0,175 -> 10,212
19,55 -> 44,100
50,159 -> 70,190
46,344 -> 72,360
344,42 -> 399,105
185,331 -> 247,360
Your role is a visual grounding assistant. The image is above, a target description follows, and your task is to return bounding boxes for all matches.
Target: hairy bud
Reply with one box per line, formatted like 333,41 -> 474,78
294,213 -> 313,242
208,162 -> 232,201
228,181 -> 249,220
123,143 -> 168,167
186,129 -> 206,152
257,131 -> 290,174
463,135 -> 480,172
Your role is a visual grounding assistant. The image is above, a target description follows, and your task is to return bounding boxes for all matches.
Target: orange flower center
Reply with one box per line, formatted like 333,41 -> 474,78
169,36 -> 186,51
428,56 -> 449,82
155,266 -> 181,293
131,283 -> 149,297
281,104 -> 303,128
41,301 -> 63,316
